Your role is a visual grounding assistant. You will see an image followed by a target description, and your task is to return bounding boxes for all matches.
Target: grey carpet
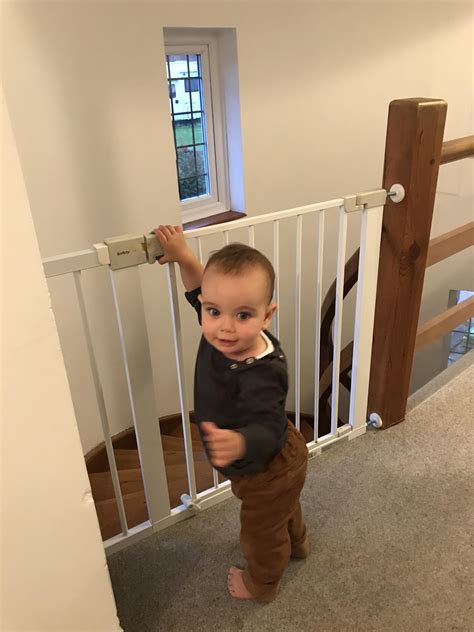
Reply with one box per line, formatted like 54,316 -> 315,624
108,363 -> 474,632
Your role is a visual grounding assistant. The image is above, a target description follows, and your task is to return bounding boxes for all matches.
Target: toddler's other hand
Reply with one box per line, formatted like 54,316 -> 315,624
153,225 -> 189,265
201,422 -> 246,468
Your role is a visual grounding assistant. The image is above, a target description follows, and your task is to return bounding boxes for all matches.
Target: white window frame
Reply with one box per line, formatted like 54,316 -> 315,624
165,33 -> 230,223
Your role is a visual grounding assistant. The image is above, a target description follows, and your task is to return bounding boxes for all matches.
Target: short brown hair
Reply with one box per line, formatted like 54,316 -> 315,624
204,243 -> 275,303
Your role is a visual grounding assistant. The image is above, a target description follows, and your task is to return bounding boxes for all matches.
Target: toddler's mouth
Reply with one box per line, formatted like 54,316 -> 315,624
218,338 -> 237,346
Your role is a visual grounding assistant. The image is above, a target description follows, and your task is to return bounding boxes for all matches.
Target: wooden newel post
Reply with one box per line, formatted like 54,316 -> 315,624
367,98 -> 447,428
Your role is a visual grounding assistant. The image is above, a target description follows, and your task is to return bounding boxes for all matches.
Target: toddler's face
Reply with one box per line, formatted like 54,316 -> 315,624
199,266 -> 276,361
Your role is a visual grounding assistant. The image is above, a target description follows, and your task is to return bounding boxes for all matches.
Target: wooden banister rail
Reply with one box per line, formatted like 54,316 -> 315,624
367,98 -> 447,429
319,250 -> 360,372
318,220 -> 473,409
426,222 -> 474,267
415,296 -> 474,352
319,220 -> 473,371
317,119 -> 472,431
440,135 -> 474,164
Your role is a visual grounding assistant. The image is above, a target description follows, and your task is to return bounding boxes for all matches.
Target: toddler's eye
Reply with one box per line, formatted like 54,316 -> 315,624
237,312 -> 251,321
207,307 -> 220,317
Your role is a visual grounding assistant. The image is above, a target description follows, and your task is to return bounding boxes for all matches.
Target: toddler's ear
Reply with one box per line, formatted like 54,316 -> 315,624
198,294 -> 203,303
264,302 -> 277,326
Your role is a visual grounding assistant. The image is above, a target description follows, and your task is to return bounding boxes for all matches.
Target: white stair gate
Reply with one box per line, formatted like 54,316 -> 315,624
43,189 -> 386,555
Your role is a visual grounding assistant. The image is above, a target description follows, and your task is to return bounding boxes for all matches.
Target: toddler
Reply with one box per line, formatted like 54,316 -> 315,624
154,224 -> 309,603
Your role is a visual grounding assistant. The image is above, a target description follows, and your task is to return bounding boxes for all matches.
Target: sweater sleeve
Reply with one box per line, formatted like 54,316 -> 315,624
184,287 -> 202,324
236,361 -> 288,465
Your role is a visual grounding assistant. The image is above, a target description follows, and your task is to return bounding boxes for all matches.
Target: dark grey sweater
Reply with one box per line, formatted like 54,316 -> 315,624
185,287 -> 289,477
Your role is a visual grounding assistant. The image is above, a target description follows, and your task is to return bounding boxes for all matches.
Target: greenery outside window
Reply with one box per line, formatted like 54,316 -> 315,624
165,40 -> 230,223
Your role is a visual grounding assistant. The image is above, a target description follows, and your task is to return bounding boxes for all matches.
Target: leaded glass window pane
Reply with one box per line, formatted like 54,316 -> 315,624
166,53 -> 210,201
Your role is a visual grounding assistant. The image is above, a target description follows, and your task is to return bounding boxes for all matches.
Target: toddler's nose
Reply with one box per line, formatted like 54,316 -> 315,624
220,316 -> 235,333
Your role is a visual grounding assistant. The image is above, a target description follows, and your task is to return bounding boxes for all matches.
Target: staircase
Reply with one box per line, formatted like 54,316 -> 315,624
86,416 -> 314,541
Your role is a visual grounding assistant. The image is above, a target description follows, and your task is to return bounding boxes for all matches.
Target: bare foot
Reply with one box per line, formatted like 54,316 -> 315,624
227,567 -> 254,600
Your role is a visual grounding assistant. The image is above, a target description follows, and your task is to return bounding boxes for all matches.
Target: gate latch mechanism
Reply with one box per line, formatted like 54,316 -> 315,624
94,232 -> 164,271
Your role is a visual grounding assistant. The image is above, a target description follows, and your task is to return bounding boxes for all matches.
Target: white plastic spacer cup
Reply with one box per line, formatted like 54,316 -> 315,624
388,184 -> 405,203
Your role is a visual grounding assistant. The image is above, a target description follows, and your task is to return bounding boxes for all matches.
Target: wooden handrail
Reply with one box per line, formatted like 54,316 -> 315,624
415,296 -> 474,352
440,135 -> 474,165
426,222 -> 474,267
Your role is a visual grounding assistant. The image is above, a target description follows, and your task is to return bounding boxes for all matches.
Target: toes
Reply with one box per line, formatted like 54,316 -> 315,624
227,570 -> 240,597
227,578 -> 237,596
227,566 -> 255,600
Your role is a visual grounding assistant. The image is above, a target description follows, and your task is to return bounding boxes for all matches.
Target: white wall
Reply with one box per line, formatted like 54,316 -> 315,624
2,1 -> 472,452
1,93 -> 121,631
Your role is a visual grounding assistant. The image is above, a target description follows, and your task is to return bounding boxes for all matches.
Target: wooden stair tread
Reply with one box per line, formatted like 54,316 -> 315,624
113,449 -> 141,469
299,419 -> 314,443
87,424 -> 224,540
88,468 -> 144,502
161,434 -> 203,451
109,437 -> 205,470
90,459 -> 214,509
165,460 -> 213,477
167,422 -> 202,442
95,489 -> 146,507
163,450 -> 207,467
166,464 -> 214,507
94,490 -> 148,541
165,460 -> 214,499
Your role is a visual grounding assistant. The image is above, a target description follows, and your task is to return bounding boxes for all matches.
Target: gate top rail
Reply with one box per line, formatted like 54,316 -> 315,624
184,197 -> 344,239
43,248 -> 103,278
43,190 -> 392,278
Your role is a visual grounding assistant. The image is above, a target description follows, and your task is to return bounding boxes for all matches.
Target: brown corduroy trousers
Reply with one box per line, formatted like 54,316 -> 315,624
230,422 -> 309,602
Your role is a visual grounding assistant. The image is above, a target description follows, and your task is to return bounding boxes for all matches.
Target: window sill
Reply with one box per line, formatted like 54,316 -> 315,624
183,210 -> 246,231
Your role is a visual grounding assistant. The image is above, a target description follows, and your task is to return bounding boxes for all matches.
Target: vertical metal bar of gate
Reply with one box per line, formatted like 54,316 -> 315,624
330,206 -> 348,436
196,237 -> 203,265
166,263 -> 198,501
248,225 -> 255,247
313,209 -> 325,442
349,204 -> 384,436
273,220 -> 280,339
294,215 -> 302,430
